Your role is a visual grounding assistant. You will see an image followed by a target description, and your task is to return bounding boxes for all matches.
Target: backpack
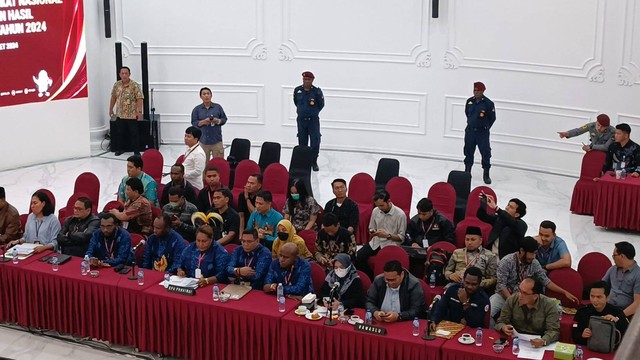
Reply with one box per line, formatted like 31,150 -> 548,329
587,316 -> 620,353
425,247 -> 451,285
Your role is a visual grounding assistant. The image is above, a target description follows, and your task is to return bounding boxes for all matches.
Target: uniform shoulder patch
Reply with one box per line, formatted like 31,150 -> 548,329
468,101 -> 473,105
580,124 -> 589,130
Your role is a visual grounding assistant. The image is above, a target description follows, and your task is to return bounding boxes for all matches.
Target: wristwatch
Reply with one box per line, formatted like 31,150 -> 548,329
386,234 -> 392,239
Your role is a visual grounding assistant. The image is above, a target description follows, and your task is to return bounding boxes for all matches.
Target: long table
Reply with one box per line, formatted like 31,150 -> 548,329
594,175 -> 640,231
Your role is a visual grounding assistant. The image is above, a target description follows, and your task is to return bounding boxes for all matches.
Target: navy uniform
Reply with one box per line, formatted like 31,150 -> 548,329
293,71 -> 324,170
563,114 -> 615,151
431,283 -> 489,328
464,81 -> 496,184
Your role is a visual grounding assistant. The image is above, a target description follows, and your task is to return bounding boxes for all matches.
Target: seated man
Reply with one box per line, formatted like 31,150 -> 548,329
263,242 -> 313,298
162,186 -> 198,242
212,187 -> 240,245
57,197 -> 100,257
237,173 -> 262,230
356,190 -> 406,277
196,166 -> 223,212
117,155 -> 158,206
496,277 -> 560,348
160,163 -> 197,207
533,220 -> 571,272
245,190 -> 283,250
0,186 -> 23,244
86,213 -> 133,267
182,126 -> 207,190
431,266 -> 490,329
444,226 -> 497,290
142,214 -> 187,273
558,114 -> 615,152
572,281 -> 629,346
406,198 -> 455,247
324,178 -> 359,236
271,219 -> 313,260
177,223 -> 229,288
599,123 -> 640,178
478,193 -> 527,259
366,260 -> 424,323
315,212 -> 356,268
227,229 -> 271,289
490,236 -> 579,325
111,177 -> 152,236
603,241 -> 640,317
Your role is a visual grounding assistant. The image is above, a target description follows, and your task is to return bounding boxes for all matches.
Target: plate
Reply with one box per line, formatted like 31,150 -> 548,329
305,312 -> 324,321
562,306 -> 577,315
348,318 -> 364,325
586,358 -> 603,360
295,309 -> 310,316
457,336 -> 475,345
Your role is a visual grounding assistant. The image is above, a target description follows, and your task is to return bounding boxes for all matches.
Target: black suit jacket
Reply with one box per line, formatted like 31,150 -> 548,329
477,202 -> 527,259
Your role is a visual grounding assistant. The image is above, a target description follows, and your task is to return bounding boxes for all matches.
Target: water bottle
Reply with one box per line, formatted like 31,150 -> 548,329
164,272 -> 171,288
51,255 -> 59,272
475,327 -> 483,346
81,257 -> 89,276
412,317 -> 420,336
213,283 -> 220,301
12,247 -> 18,264
429,270 -> 436,288
278,294 -> 286,312
512,336 -> 520,355
337,302 -> 344,316
575,345 -> 583,360
137,270 -> 144,285
276,283 -> 284,302
365,309 -> 373,324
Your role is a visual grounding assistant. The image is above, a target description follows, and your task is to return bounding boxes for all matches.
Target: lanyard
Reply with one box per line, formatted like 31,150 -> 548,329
284,264 -> 294,285
35,219 -> 43,239
198,252 -> 206,269
464,248 -> 482,268
183,144 -> 198,161
515,258 -> 530,282
104,238 -> 115,259
420,218 -> 435,235
208,190 -> 215,208
244,252 -> 255,268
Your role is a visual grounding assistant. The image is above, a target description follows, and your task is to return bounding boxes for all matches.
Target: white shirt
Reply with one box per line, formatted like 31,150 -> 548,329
183,143 -> 206,190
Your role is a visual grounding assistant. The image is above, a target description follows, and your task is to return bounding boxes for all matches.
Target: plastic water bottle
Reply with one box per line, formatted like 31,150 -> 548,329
365,309 -> 373,324
278,294 -> 286,312
429,270 -> 436,288
137,270 -> 144,285
51,255 -> 59,272
475,327 -> 483,346
558,304 -> 563,321
164,272 -> 171,288
11,247 -> 18,264
338,302 -> 344,316
512,336 -> 520,355
213,283 -> 220,301
81,257 -> 89,275
276,283 -> 284,302
412,317 -> 420,336
575,345 -> 583,360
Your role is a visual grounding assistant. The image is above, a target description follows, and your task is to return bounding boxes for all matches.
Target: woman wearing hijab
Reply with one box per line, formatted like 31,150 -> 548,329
319,253 -> 365,310
271,219 -> 313,260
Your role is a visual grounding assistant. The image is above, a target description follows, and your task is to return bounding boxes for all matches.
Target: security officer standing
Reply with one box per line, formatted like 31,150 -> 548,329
294,71 -> 324,171
558,114 -> 615,152
464,82 -> 496,184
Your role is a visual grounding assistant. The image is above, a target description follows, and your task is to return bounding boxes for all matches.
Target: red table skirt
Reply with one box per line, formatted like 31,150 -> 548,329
594,175 -> 640,231
570,179 -> 598,215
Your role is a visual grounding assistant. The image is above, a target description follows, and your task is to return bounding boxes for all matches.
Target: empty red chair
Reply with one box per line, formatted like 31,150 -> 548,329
130,233 -> 146,267
427,182 -> 456,222
298,229 -> 317,256
206,158 -> 231,187
310,261 -> 326,294
371,246 -> 410,276
349,173 -> 376,245
231,160 -> 261,207
570,151 -> 607,215
454,218 -> 491,248
466,186 -> 497,220
546,268 -> 583,308
224,243 -> 238,254
74,172 -> 100,211
358,270 -> 372,295
385,176 -> 412,221
577,252 -> 611,296
142,149 -> 164,184
262,163 -> 289,214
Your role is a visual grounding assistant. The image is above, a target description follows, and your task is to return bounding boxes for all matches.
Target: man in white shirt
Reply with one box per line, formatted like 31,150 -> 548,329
183,126 -> 206,190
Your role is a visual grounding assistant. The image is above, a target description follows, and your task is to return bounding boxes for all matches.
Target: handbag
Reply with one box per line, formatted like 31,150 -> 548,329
587,316 -> 620,353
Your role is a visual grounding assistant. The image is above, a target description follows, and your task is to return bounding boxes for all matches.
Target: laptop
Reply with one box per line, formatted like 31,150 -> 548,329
221,284 -> 252,300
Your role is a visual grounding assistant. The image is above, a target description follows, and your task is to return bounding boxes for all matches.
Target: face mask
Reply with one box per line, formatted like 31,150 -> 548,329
168,202 -> 180,208
334,267 -> 349,278
291,194 -> 300,201
277,232 -> 288,240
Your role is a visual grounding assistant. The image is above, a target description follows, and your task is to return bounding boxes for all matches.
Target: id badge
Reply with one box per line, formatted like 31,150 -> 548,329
195,268 -> 202,279
422,239 -> 429,248
122,221 -> 129,229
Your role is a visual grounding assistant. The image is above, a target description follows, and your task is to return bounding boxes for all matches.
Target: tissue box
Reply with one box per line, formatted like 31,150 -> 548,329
554,343 -> 576,360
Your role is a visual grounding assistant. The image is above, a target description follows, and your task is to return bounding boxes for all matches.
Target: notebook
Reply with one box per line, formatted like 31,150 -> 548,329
221,284 -> 252,300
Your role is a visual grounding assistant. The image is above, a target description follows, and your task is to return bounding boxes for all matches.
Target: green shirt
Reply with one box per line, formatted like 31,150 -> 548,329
496,293 -> 560,344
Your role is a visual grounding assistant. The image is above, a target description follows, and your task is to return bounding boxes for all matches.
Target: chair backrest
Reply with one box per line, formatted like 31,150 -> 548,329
374,158 -> 400,191
348,172 -> 376,205
385,176 -> 412,221
231,160 -> 261,206
310,261 -> 326,294
466,186 -> 497,220
357,270 -> 372,296
298,229 -> 317,255
175,154 -> 185,165
151,206 -> 162,219
427,241 -> 457,255
447,170 -> 471,203
227,138 -> 251,165
19,213 -> 28,232
74,172 -> 100,211
224,243 -> 239,255
262,163 -> 289,196
427,182 -> 456,222
30,189 -> 56,214
258,142 -> 281,172
547,268 -> 584,307
130,233 -> 146,267
289,145 -> 314,178
58,192 -> 91,222
579,150 -> 607,180
372,246 -> 410,276
206,158 -> 231,187
141,149 -> 164,184
102,200 -> 123,212
577,252 -> 612,288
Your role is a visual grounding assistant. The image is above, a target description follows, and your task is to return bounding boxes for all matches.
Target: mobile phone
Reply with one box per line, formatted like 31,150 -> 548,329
369,228 -> 375,234
209,115 -> 214,120
39,255 -> 52,262
118,266 -> 132,275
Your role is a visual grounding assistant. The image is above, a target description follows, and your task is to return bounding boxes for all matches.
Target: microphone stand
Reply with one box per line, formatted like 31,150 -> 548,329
422,308 -> 436,340
324,286 -> 338,326
127,250 -> 139,280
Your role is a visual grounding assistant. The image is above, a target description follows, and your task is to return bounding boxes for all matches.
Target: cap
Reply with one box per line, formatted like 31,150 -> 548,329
596,114 -> 610,127
474,82 -> 486,91
302,71 -> 315,79
465,226 -> 482,237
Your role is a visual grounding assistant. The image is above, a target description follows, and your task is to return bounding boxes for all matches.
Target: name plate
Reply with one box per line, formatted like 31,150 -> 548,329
354,323 -> 387,336
167,285 -> 196,296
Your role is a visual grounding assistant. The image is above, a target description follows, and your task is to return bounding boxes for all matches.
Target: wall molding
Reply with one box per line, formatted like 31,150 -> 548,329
618,0 -> 640,86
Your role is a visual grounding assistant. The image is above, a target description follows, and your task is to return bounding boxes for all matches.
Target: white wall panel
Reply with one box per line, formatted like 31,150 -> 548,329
618,0 -> 640,85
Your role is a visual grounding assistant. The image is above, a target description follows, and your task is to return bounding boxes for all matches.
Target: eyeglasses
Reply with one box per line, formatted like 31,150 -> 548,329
73,207 -> 87,211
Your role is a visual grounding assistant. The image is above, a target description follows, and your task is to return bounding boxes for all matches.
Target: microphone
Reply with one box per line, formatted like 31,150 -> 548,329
428,295 -> 442,311
132,240 -> 146,252
330,281 -> 340,292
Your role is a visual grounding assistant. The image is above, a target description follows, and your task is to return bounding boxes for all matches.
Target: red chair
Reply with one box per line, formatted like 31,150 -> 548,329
231,160 -> 261,207
371,246 -> 410,276
206,158 -> 231,187
130,233 -> 146,267
175,154 -> 185,165
546,268 -> 583,308
349,173 -> 376,245
357,270 -> 372,295
385,176 -> 412,221
466,186 -> 497,220
30,189 -> 56,214
427,241 -> 457,255
19,214 -> 28,232
427,182 -> 456,222
142,149 -> 164,184
224,243 -> 238,254
453,218 -> 491,248
262,163 -> 289,214
58,192 -> 90,223
298,229 -> 317,256
419,279 -> 431,309
102,200 -> 123,212
310,262 -> 326,294
151,206 -> 162,219
74,172 -> 100,211
577,252 -> 611,297
570,151 -> 607,215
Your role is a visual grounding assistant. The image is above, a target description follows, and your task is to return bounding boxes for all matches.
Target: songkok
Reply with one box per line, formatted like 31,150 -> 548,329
474,82 -> 486,91
466,226 -> 482,237
302,71 -> 315,79
596,114 -> 610,127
